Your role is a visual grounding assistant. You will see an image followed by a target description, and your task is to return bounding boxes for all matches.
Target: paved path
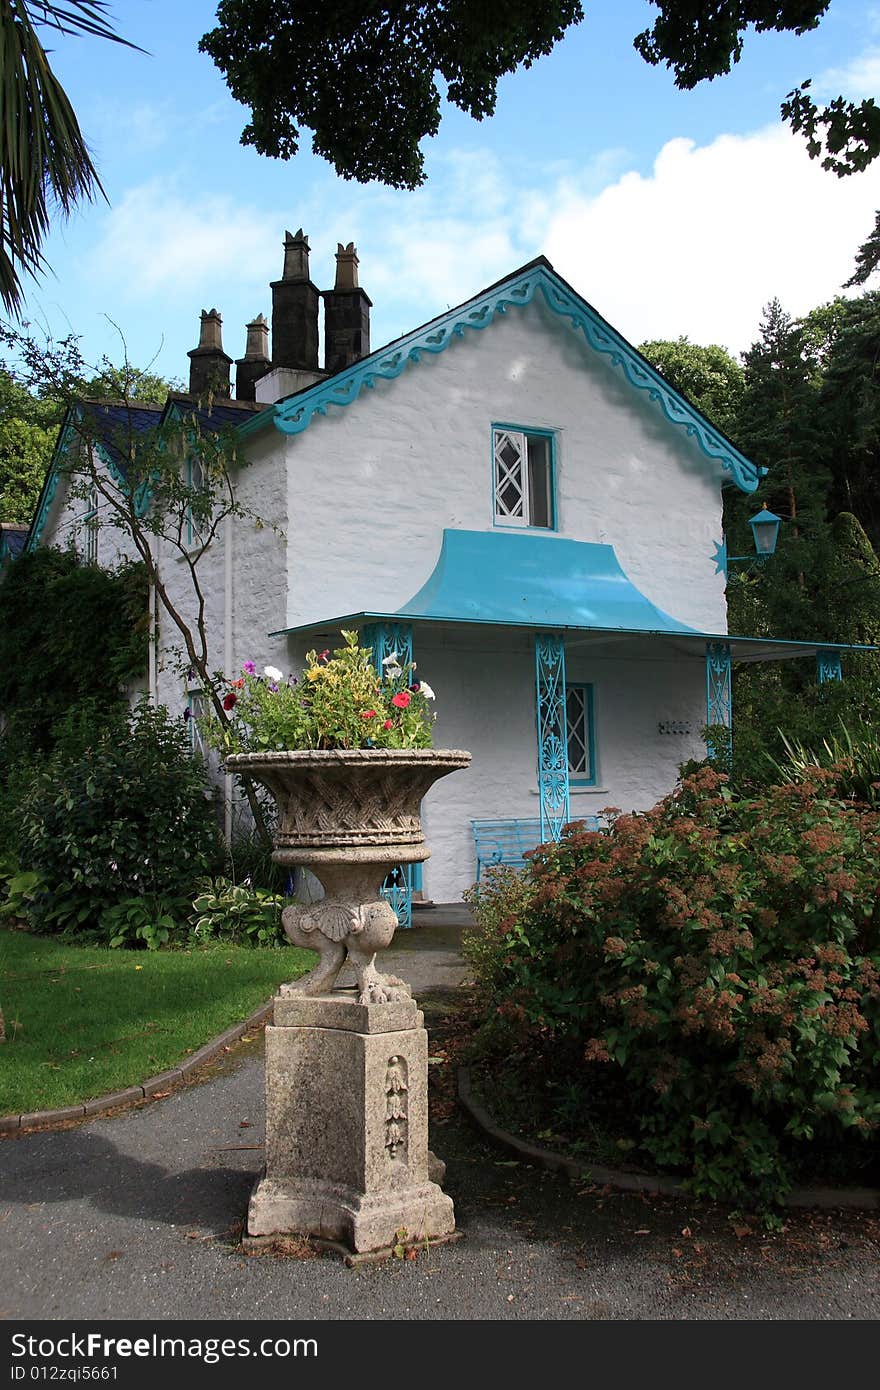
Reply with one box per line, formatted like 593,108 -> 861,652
1,911 -> 879,1321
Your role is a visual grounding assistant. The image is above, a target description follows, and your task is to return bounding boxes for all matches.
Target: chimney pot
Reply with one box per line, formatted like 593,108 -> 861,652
334,242 -> 359,290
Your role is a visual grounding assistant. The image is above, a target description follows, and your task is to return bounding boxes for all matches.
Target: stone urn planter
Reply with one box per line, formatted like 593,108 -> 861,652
225,746 -> 471,1254
227,747 -> 470,1003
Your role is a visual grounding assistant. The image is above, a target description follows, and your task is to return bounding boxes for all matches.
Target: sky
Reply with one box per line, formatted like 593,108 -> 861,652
18,0 -> 880,385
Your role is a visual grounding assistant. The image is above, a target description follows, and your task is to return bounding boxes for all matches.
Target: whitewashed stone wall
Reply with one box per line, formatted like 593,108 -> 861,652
275,295 -> 729,637
414,630 -> 707,903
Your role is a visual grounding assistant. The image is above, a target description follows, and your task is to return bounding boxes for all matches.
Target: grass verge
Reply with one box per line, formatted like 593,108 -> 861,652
0,928 -> 313,1115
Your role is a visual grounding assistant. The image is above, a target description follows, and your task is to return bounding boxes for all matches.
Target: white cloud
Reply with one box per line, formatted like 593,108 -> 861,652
85,179 -> 278,297
540,124 -> 880,355
74,124 -> 880,375
814,46 -> 880,100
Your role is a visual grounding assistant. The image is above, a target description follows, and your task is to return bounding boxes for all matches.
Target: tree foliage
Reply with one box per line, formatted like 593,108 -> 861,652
201,1 -> 878,188
0,546 -> 148,767
638,336 -> 744,438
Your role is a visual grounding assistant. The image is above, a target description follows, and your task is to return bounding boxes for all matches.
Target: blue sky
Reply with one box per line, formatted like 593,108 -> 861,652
21,0 -> 880,385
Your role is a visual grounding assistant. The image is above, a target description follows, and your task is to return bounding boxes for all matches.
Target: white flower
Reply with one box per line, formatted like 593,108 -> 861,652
418,681 -> 436,700
264,665 -> 283,681
384,664 -> 403,680
381,650 -> 400,666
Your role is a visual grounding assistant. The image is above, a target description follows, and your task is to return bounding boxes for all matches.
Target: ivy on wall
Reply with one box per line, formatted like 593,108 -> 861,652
0,548 -> 149,761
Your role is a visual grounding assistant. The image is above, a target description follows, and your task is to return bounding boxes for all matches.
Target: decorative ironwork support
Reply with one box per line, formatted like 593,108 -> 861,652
705,641 -> 732,760
535,632 -> 570,842
816,648 -> 843,683
365,621 -> 414,927
362,622 -> 413,673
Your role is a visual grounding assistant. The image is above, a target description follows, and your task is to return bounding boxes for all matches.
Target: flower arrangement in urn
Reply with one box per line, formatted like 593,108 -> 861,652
211,632 -> 469,1005
206,630 -> 436,755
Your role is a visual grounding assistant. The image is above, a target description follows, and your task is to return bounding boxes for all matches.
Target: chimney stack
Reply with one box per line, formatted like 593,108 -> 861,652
323,242 -> 371,374
271,228 -> 319,372
235,314 -> 270,401
187,309 -> 232,398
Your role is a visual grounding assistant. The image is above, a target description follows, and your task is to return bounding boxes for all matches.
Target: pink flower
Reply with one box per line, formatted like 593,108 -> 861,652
318,649 -> 330,663
383,719 -> 393,729
242,661 -> 256,675
391,691 -> 411,709
223,692 -> 237,711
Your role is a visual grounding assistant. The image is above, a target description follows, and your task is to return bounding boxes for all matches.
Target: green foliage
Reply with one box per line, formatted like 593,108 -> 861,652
770,720 -> 880,807
638,336 -> 744,438
467,769 -> 880,1214
0,368 -> 60,521
207,630 -> 436,754
16,700 -> 225,935
191,879 -> 285,947
102,895 -> 188,951
201,3 -> 867,188
0,547 -> 148,762
201,0 -> 585,188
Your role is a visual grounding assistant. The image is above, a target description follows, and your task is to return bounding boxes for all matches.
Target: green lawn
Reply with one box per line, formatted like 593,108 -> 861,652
0,928 -> 313,1115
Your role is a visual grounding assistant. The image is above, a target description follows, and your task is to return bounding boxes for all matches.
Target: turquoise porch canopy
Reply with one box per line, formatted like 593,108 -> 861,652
269,527 -> 875,661
394,529 -> 697,633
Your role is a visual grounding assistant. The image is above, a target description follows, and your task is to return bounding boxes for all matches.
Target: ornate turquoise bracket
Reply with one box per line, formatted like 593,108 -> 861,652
705,641 -> 732,760
364,620 -> 414,928
362,622 -> 413,673
816,648 -> 843,683
536,632 -> 570,842
266,264 -> 761,494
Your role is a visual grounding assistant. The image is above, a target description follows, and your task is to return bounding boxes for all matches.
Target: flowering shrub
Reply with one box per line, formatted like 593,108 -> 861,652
466,766 -> 880,1213
205,630 -> 436,753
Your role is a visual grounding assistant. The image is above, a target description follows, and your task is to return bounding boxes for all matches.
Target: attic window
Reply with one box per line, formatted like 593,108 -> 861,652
492,427 -> 554,529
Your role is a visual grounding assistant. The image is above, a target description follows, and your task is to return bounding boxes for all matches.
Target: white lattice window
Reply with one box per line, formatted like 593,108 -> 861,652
81,485 -> 99,564
492,427 -> 554,528
566,683 -> 596,785
186,688 -> 207,759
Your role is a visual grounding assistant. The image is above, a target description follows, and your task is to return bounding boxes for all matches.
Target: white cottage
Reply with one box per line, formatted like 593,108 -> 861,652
26,233 -> 860,909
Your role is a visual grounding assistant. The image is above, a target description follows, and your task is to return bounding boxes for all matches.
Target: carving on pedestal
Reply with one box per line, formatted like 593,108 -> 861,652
384,1055 -> 409,1162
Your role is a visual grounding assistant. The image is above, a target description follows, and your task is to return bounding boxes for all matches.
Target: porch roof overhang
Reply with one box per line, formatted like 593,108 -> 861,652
269,529 -> 876,663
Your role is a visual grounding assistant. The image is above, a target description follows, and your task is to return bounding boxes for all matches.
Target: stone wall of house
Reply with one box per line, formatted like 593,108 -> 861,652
274,295 -> 729,639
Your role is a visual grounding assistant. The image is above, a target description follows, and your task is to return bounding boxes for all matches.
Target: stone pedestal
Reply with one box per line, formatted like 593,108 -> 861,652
248,989 -> 455,1254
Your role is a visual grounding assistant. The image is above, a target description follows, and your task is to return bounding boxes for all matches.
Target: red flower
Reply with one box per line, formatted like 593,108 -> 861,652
223,692 -> 237,711
383,719 -> 393,730
391,691 -> 411,709
318,649 -> 330,663
231,678 -> 245,689
360,709 -> 377,719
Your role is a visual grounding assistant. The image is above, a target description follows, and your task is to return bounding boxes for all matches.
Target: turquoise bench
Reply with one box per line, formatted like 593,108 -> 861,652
471,815 -> 601,881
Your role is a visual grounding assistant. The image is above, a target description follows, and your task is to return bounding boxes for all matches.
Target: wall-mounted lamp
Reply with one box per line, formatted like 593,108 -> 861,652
714,503 -> 783,577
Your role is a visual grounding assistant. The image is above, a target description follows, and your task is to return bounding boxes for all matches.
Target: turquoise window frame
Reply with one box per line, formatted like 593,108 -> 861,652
185,454 -> 205,547
491,422 -> 557,532
566,682 -> 597,787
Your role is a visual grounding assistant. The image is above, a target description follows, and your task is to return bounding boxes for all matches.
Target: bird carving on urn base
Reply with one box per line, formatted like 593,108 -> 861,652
280,896 -> 409,1004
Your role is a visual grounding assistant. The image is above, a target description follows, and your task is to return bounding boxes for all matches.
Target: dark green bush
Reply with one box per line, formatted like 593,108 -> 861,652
17,699 -> 224,934
466,767 -> 880,1213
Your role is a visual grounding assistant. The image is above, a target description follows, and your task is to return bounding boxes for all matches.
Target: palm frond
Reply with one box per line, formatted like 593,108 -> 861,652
0,2 -> 143,316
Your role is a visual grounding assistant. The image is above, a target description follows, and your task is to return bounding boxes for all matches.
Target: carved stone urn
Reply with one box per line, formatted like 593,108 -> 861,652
226,748 -> 471,1001
228,747 -> 471,1254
